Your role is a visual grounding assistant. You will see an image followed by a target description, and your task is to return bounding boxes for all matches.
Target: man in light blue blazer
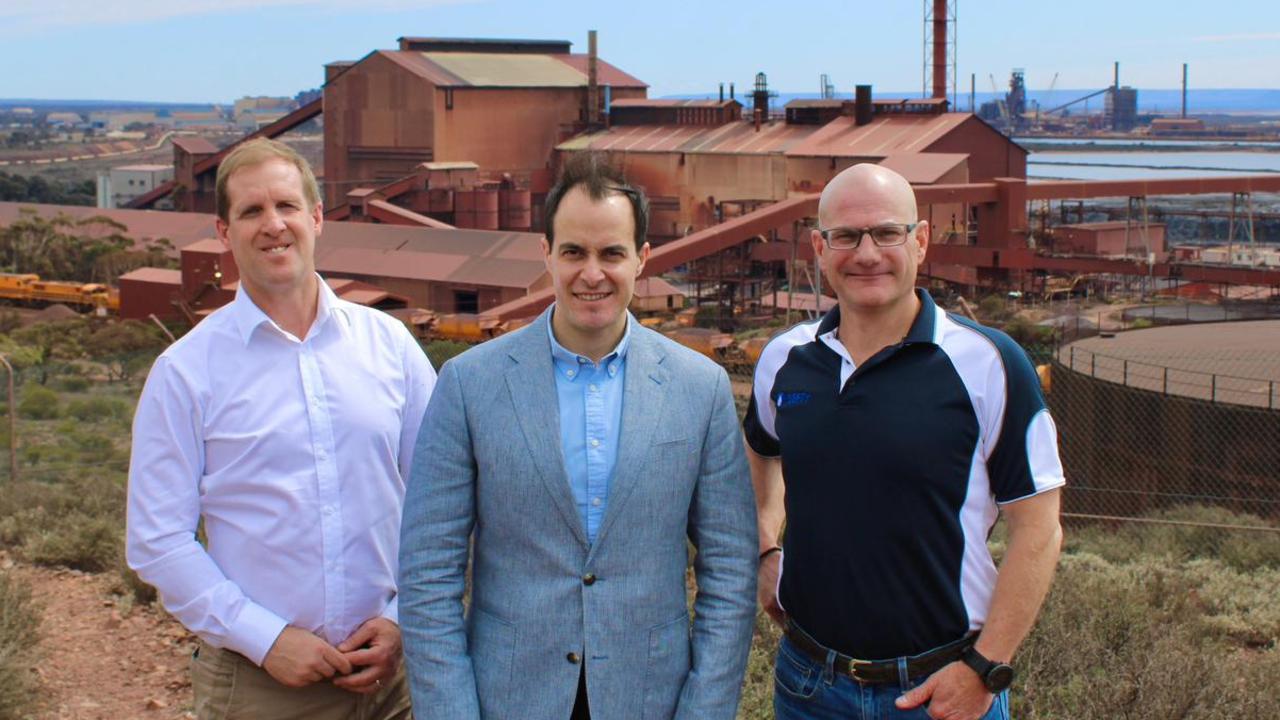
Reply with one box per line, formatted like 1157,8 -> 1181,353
399,154 -> 757,720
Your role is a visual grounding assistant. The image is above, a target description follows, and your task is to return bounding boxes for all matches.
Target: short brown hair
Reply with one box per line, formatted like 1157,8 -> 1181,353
544,152 -> 648,251
215,138 -> 320,221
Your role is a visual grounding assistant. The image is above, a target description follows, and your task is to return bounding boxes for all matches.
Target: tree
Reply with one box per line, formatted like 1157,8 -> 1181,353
10,319 -> 89,385
82,320 -> 166,382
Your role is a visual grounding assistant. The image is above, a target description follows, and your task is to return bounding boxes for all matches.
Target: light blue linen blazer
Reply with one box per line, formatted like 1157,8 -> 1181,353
399,309 -> 757,720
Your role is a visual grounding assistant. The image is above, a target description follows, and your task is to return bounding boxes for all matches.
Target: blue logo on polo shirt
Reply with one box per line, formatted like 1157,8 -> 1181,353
775,391 -> 812,408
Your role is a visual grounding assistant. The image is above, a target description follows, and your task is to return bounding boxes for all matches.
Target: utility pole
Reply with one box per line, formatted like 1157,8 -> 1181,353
0,354 -> 15,482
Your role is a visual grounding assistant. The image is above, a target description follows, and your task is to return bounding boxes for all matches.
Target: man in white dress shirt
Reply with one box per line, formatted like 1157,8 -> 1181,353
126,138 -> 436,719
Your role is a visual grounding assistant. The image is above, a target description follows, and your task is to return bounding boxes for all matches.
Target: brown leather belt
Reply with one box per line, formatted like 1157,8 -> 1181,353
783,619 -> 976,684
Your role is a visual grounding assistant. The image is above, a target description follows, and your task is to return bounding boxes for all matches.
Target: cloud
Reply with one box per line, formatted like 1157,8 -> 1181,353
1193,32 -> 1280,43
0,0 -> 476,35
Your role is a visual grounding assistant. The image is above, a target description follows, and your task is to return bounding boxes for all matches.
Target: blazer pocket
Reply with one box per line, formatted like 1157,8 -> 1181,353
643,613 -> 692,720
468,607 -> 517,714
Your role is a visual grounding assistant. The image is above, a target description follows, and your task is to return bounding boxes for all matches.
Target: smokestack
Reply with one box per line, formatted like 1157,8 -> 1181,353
970,73 -> 975,113
1114,61 -> 1119,90
1182,63 -> 1188,118
932,0 -> 948,99
730,82 -> 735,100
719,82 -> 724,103
753,72 -> 770,128
587,30 -> 599,127
855,84 -> 873,126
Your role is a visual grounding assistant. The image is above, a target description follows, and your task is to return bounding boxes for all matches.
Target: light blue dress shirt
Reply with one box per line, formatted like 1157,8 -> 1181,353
548,314 -> 629,543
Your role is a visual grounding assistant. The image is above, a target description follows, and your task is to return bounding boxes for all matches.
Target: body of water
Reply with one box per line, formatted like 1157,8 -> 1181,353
1026,144 -> 1280,181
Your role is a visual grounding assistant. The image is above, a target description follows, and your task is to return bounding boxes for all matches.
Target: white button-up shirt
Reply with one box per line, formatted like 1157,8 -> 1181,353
126,279 -> 436,665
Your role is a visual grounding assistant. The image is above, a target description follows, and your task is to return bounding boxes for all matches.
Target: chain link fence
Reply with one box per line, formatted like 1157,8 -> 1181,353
1044,305 -> 1280,552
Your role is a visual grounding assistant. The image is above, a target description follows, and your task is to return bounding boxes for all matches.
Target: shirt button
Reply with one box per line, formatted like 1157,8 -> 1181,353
608,365 -> 617,376
591,497 -> 602,507
566,652 -> 581,664
590,438 -> 600,448
567,370 -> 576,378
582,573 -> 596,586
324,505 -> 336,516
588,384 -> 598,392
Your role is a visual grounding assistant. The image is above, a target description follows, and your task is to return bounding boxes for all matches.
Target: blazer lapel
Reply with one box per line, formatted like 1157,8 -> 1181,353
590,324 -> 668,556
505,311 -> 590,549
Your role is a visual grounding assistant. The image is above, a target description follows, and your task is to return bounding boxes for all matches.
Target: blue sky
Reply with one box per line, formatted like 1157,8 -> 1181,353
2,0 -> 1278,103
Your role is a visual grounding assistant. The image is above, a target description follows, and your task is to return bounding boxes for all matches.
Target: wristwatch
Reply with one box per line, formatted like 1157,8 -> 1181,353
961,646 -> 1015,693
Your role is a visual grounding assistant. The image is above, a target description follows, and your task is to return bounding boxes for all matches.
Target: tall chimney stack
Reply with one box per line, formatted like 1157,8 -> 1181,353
1114,60 -> 1120,90
587,30 -> 600,127
932,0 -> 948,99
1182,63 -> 1188,118
855,85 -> 873,126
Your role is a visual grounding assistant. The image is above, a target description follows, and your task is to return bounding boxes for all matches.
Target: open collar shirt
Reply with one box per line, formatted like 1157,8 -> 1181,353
547,308 -> 631,544
126,278 -> 436,665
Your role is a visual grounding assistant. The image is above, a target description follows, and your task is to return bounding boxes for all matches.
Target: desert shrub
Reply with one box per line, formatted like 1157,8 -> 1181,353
65,396 -> 129,423
0,476 -> 125,573
0,571 -> 41,717
425,340 -> 470,370
17,385 -> 59,420
55,376 -> 90,393
115,557 -> 157,606
978,294 -> 1011,321
1016,553 -> 1279,719
1067,505 -> 1280,572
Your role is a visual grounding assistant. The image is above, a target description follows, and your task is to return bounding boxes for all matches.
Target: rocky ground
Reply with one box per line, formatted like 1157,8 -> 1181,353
6,558 -> 195,720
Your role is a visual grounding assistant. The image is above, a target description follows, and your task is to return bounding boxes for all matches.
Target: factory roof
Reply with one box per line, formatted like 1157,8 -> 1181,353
378,50 -> 646,89
172,136 -> 219,154
783,113 -> 973,158
557,119 -> 821,154
559,112 -> 981,159
0,202 -> 549,290
877,153 -> 969,184
113,164 -> 172,172
118,268 -> 182,284
611,99 -> 739,108
634,277 -> 683,298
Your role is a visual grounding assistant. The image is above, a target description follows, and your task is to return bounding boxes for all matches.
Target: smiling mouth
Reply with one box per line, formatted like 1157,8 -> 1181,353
261,243 -> 292,254
575,291 -> 611,301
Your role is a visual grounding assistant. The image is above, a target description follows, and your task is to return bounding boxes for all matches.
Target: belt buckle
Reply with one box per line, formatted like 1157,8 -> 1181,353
847,657 -> 873,681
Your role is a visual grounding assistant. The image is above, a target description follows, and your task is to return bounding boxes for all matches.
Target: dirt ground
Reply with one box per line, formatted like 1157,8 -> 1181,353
6,557 -> 195,720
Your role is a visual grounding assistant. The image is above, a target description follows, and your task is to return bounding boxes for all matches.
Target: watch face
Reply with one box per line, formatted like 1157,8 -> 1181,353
985,663 -> 1015,693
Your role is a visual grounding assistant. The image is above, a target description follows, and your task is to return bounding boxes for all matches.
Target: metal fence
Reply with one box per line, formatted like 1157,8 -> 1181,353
1046,330 -> 1280,543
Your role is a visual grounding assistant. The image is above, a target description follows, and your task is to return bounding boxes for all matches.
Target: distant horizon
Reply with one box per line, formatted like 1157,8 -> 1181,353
5,88 -> 1280,115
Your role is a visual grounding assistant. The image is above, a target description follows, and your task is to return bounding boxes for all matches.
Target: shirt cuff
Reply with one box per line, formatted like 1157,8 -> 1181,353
226,603 -> 290,666
380,595 -> 399,626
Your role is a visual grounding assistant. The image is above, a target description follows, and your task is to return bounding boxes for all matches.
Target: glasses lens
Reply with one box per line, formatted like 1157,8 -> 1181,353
871,225 -> 908,246
826,230 -> 860,249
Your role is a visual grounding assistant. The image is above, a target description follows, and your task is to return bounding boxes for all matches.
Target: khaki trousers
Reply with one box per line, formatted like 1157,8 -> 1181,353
191,642 -> 413,720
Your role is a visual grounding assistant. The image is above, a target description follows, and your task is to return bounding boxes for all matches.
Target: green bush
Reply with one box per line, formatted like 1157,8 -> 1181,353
1015,553 -> 1279,719
17,385 -> 59,420
55,376 -> 90,393
64,394 -> 129,422
0,476 -> 126,573
0,571 -> 42,717
1067,505 -> 1280,572
424,340 -> 471,370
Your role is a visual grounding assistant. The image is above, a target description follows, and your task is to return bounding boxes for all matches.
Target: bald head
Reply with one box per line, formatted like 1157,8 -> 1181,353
818,163 -> 918,228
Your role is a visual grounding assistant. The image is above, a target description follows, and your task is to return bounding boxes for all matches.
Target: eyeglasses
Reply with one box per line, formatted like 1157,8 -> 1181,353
818,223 -> 918,250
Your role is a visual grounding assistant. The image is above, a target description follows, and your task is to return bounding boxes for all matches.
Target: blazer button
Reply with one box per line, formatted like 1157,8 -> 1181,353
566,652 -> 581,664
582,573 -> 596,586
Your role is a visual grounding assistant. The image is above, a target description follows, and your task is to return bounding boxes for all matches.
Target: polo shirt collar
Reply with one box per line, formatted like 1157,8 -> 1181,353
815,288 -> 940,347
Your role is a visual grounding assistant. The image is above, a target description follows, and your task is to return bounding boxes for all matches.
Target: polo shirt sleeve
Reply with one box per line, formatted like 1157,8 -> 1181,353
743,339 -> 788,458
986,334 -> 1067,503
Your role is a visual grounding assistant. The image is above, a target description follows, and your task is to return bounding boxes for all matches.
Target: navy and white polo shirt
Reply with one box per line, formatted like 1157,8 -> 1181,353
744,290 -> 1065,660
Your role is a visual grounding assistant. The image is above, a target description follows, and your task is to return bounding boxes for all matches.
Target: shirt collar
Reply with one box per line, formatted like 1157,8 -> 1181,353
230,274 -> 346,346
546,304 -> 632,379
815,288 -> 940,347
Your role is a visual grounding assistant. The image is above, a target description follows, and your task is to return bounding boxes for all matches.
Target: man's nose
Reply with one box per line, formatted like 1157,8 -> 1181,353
262,208 -> 286,234
581,257 -> 606,283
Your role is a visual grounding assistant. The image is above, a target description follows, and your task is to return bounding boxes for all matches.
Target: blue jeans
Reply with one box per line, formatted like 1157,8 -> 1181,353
773,636 -> 1011,720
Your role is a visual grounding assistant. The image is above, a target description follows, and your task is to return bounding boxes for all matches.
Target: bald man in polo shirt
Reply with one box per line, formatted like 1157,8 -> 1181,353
746,164 -> 1065,720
